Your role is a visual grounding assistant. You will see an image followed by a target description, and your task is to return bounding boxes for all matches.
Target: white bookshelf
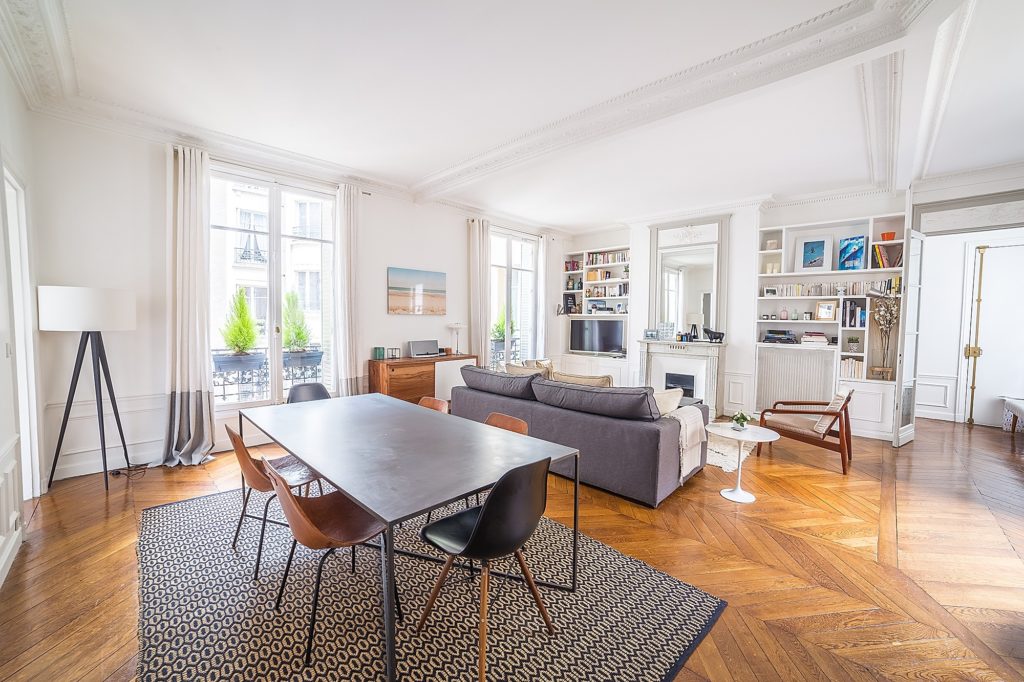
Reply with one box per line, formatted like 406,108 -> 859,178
562,245 -> 631,317
754,213 -> 906,440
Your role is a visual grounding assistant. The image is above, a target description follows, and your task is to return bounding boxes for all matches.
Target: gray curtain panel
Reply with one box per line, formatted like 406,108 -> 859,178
162,145 -> 214,466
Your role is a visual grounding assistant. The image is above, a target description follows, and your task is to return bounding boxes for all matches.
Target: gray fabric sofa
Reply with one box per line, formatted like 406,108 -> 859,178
450,368 -> 709,507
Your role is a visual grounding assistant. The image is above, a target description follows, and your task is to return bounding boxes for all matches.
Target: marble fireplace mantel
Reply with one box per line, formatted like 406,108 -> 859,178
638,340 -> 725,417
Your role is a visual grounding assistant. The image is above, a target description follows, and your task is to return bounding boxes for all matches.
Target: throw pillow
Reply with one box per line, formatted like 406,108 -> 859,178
460,366 -> 538,400
813,388 -> 850,434
549,370 -> 614,388
532,379 -> 660,421
504,363 -> 546,378
653,388 -> 683,417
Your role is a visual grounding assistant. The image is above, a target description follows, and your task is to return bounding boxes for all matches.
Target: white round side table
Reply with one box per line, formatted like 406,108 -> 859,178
705,422 -> 779,504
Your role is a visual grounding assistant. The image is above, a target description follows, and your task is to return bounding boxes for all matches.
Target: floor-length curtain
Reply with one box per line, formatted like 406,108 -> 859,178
468,218 -> 490,364
334,185 -> 361,395
535,233 -> 547,360
162,145 -> 214,466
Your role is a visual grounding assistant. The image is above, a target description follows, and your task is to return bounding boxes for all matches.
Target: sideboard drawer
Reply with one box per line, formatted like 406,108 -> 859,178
387,364 -> 434,402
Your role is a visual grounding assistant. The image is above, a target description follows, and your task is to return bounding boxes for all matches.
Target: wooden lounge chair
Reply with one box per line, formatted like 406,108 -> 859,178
758,389 -> 854,474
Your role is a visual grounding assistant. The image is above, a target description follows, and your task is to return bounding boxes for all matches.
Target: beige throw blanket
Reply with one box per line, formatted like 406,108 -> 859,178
665,405 -> 707,484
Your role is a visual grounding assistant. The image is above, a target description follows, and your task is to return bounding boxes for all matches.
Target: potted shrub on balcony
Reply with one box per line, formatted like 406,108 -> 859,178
282,292 -> 323,368
213,289 -> 266,372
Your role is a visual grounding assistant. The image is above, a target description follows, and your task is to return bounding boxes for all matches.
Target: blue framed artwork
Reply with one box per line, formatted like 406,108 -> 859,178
838,235 -> 866,271
795,236 -> 832,272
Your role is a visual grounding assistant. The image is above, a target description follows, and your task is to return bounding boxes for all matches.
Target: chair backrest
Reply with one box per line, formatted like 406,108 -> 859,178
813,388 -> 855,436
461,458 -> 550,561
226,426 -> 273,493
287,382 -> 331,403
485,412 -> 528,435
262,457 -> 335,550
418,396 -> 450,414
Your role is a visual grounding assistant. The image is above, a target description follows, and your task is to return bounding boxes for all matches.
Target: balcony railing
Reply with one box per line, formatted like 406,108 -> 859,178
234,247 -> 268,264
212,345 -> 324,404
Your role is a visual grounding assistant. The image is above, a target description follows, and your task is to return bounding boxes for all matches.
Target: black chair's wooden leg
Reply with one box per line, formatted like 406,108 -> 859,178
304,548 -> 336,666
416,555 -> 455,632
253,493 -> 277,580
231,486 -> 252,549
479,560 -> 490,682
515,549 -> 554,634
275,539 -> 298,610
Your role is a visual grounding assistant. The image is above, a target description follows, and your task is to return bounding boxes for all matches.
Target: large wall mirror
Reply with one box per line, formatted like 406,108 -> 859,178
649,216 -> 729,340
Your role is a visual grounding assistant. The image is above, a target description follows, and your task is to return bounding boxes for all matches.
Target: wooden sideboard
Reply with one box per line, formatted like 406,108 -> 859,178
368,354 -> 478,403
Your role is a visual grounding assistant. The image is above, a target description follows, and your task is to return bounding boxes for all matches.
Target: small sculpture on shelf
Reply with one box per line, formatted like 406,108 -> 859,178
703,328 -> 725,343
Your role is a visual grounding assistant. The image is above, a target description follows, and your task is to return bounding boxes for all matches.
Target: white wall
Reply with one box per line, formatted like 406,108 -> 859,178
354,193 -> 471,379
31,116 -> 169,479
916,226 -> 1024,421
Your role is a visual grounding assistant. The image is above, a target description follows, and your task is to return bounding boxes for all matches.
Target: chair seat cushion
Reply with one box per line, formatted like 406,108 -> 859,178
261,454 -> 320,490
763,413 -> 825,439
298,492 -> 387,546
420,507 -> 481,556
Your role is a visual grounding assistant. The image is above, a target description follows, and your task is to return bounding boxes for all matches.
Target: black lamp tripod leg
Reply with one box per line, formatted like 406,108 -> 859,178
48,332 -> 90,489
95,333 -> 130,469
90,333 -> 110,490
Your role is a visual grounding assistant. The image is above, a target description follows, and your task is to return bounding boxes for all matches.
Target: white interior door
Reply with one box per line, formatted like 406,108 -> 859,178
0,168 -> 24,585
964,242 -> 1024,426
892,230 -> 924,446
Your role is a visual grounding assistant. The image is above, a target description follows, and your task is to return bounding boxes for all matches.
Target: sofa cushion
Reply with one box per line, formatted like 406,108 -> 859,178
765,413 -> 823,438
653,388 -> 683,417
504,363 -> 547,378
460,366 -> 537,400
532,379 -> 659,421
549,370 -> 614,388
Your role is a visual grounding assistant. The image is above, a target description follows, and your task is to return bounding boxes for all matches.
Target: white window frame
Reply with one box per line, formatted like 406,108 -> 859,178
209,167 -> 336,411
490,227 -> 540,365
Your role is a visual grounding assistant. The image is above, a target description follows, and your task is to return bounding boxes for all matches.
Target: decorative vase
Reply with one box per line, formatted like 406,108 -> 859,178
731,424 -> 747,431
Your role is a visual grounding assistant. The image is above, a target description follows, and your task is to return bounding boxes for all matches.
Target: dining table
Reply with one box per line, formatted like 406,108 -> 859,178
239,392 -> 580,681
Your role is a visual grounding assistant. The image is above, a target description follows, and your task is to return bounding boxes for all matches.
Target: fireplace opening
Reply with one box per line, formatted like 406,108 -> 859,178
665,372 -> 695,398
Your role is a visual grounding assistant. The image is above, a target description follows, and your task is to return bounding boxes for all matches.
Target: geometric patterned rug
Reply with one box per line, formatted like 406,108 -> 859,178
137,490 -> 725,681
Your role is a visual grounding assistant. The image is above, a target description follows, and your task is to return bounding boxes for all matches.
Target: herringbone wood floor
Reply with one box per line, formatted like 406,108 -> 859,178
1,418 -> 1022,680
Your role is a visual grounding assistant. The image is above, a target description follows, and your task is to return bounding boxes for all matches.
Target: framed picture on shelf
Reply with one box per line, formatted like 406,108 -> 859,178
815,300 -> 838,321
795,236 -> 833,273
763,286 -> 779,297
838,235 -> 866,271
643,329 -> 658,340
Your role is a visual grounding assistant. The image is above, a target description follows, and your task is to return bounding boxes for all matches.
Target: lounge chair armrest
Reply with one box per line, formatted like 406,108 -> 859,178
761,408 -> 841,418
772,400 -> 830,408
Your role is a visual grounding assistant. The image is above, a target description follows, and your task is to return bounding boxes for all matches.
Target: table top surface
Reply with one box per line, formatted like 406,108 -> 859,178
241,393 -> 578,524
706,422 -> 780,443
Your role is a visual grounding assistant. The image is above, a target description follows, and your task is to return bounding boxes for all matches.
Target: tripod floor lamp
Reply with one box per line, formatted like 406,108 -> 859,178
38,286 -> 136,490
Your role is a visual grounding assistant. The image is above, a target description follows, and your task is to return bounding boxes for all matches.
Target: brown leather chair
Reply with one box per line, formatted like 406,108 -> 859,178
418,396 -> 450,414
758,390 -> 855,474
484,412 -> 528,435
264,458 -> 402,667
226,426 -> 321,579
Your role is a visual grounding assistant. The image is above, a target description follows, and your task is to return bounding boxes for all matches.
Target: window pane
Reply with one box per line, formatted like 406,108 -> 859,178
281,237 -> 335,393
490,234 -> 507,266
489,265 -> 506,369
511,269 -> 536,360
210,227 -> 270,404
283,190 -> 331,240
211,177 -> 269,231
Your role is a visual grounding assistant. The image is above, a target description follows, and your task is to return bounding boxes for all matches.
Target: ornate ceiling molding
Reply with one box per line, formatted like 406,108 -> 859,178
857,50 -> 904,190
911,0 -> 975,180
412,0 -> 935,200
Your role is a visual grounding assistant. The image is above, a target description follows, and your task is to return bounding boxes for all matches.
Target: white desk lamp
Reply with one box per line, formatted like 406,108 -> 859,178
447,322 -> 466,355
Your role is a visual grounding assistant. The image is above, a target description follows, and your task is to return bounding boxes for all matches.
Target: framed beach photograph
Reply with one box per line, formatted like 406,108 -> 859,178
387,267 -> 447,315
795,236 -> 833,273
838,235 -> 866,271
815,299 -> 838,321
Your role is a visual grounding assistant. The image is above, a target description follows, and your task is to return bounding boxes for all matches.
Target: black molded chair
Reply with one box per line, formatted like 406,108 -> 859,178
287,382 -> 331,403
417,458 -> 554,682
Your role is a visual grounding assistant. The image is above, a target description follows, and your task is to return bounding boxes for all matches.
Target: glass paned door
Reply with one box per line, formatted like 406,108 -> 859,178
489,229 -> 538,369
210,174 -> 336,407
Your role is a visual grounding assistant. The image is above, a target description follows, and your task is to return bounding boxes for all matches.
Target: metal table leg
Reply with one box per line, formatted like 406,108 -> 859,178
572,453 -> 579,591
381,525 -> 398,681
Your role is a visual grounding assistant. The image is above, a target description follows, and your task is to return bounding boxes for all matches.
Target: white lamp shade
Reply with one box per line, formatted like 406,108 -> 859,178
38,286 -> 136,332
686,313 -> 705,326
447,322 -> 467,330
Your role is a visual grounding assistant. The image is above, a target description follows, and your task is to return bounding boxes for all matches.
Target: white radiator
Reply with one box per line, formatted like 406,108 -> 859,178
756,346 -> 836,412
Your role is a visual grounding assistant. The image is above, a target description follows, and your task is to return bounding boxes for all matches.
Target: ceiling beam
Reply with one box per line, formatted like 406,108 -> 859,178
857,51 -> 904,190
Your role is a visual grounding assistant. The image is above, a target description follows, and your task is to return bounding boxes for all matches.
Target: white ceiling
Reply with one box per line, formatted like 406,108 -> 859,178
3,0 -> 1023,230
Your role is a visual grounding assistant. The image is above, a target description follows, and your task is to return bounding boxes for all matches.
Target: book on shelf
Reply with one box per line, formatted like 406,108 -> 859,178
761,276 -> 902,297
800,331 -> 829,345
586,251 -> 628,266
841,300 -> 867,328
839,357 -> 864,378
763,330 -> 798,344
871,243 -> 905,269
563,258 -> 582,272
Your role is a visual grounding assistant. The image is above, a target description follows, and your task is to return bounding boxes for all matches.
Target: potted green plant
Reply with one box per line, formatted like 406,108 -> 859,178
731,411 -> 752,431
847,336 -> 861,352
282,292 -> 323,368
214,288 -> 266,372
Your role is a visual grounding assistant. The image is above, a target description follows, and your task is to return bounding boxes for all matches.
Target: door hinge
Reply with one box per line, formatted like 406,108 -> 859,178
963,345 -> 983,359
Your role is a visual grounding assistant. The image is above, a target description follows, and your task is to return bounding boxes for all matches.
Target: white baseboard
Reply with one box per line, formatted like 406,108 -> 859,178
52,438 -> 164,481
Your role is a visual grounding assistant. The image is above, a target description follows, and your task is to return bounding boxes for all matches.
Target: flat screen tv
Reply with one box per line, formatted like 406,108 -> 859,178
569,319 -> 625,355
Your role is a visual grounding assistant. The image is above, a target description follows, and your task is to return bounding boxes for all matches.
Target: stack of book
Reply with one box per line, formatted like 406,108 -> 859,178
840,357 -> 864,378
841,300 -> 866,328
563,258 -> 582,272
763,329 -> 797,344
800,331 -> 829,346
871,243 -> 904,268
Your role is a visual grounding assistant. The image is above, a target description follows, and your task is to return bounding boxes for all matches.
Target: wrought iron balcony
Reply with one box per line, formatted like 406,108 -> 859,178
234,247 -> 268,264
